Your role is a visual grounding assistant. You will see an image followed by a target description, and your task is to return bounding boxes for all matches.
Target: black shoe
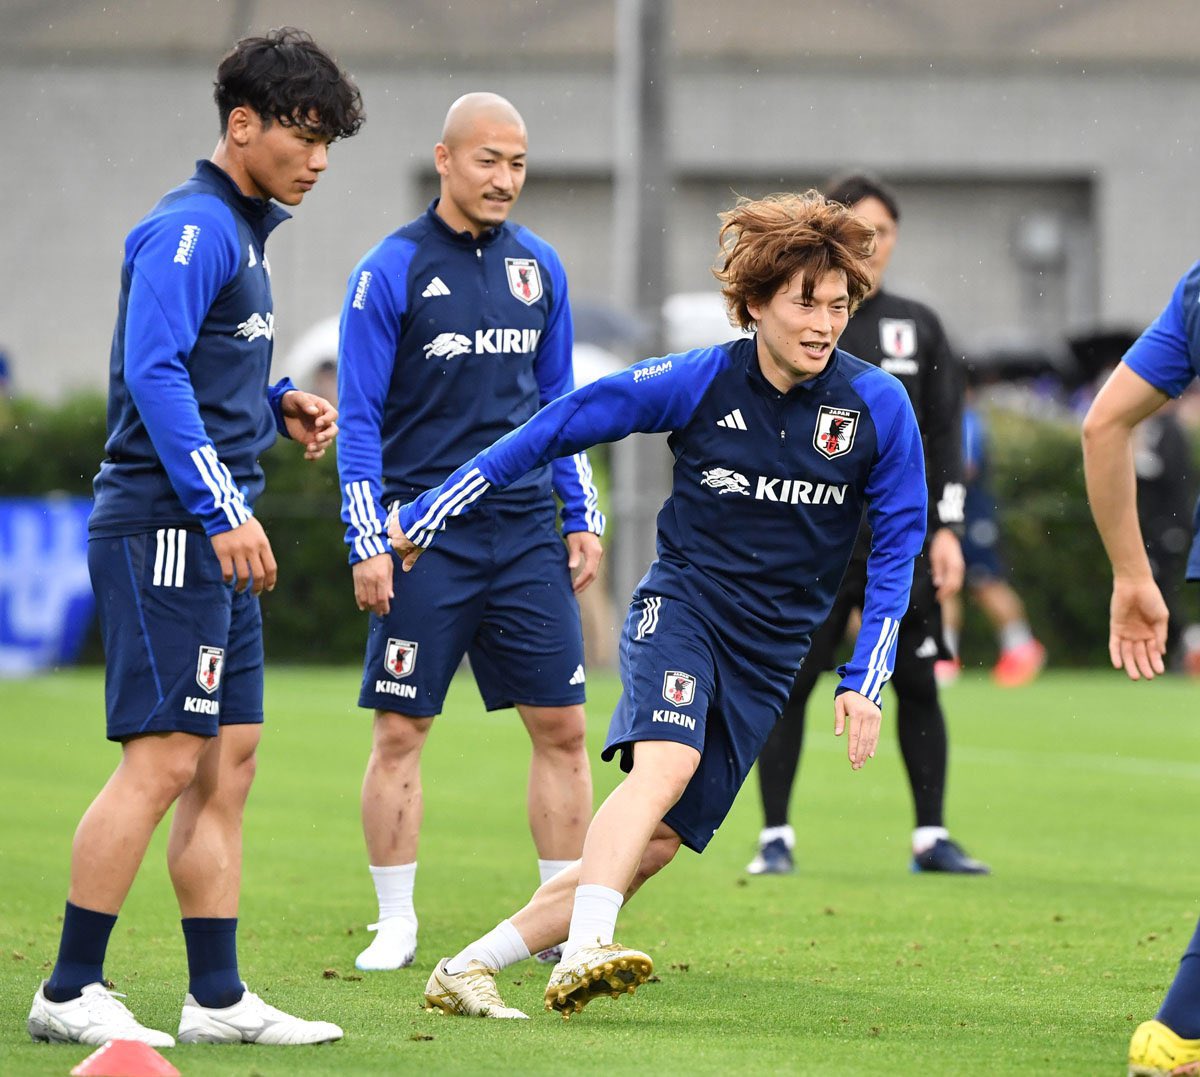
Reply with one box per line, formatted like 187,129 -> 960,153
911,837 -> 990,875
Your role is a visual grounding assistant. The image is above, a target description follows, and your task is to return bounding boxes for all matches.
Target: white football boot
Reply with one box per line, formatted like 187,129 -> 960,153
355,917 -> 418,971
423,958 -> 528,1018
177,984 -> 342,1044
28,981 -> 175,1047
544,943 -> 654,1019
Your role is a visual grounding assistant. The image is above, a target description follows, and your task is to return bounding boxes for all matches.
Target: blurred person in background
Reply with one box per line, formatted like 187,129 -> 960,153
27,28 -> 363,1049
335,92 -> 603,974
749,173 -> 987,878
937,386 -> 1047,687
1081,259 -> 1200,1076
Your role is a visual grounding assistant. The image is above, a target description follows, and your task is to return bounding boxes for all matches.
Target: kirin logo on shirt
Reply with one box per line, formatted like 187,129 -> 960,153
879,318 -> 917,360
196,645 -> 225,694
662,670 -> 696,707
235,312 -> 275,342
424,332 -> 473,359
813,406 -> 860,460
385,638 -> 418,679
505,258 -> 543,306
700,467 -> 750,495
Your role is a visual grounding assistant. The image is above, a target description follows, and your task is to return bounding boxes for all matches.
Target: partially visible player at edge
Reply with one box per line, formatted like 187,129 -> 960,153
335,91 -> 601,974
390,191 -> 927,1020
27,28 -> 363,1049
1082,259 -> 1200,1077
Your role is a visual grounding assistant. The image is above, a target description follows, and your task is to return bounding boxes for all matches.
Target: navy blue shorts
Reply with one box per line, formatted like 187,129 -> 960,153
359,501 -> 586,716
602,593 -> 794,853
89,531 -> 264,742
962,483 -> 1005,584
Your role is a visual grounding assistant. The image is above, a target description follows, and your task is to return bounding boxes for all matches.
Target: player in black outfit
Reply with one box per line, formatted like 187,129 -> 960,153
748,174 -> 990,876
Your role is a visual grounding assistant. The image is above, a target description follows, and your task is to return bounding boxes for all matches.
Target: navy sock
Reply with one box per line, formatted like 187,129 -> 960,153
182,917 -> 243,1009
1157,916 -> 1200,1039
44,901 -> 118,1003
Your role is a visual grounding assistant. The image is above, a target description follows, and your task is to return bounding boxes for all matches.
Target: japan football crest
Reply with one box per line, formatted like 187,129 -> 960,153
196,645 -> 225,694
662,670 -> 696,707
879,318 -> 917,360
504,258 -> 543,306
813,405 -> 860,460
385,638 -> 418,679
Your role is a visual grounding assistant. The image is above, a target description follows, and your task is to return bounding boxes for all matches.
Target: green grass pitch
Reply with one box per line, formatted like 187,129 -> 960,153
2,667 -> 1198,1075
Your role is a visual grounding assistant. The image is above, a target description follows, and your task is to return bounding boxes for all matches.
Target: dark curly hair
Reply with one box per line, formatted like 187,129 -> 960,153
214,27 -> 364,142
713,191 -> 876,331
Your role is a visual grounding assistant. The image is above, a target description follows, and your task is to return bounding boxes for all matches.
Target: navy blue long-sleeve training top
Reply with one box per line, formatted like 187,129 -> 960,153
90,160 -> 296,538
335,201 -> 603,565
397,337 -> 928,704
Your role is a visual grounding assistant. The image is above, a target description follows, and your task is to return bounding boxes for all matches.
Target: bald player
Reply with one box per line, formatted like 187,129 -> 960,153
335,92 -> 603,972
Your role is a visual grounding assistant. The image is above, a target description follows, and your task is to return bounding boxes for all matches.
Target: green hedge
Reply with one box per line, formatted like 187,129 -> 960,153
0,394 -> 1133,667
956,408 -> 1109,670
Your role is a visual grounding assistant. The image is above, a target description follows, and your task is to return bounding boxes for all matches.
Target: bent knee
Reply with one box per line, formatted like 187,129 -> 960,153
635,832 -> 682,885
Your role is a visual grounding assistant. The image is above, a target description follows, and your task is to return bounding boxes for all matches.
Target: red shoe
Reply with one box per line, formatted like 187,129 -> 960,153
933,658 -> 961,686
992,640 -> 1046,687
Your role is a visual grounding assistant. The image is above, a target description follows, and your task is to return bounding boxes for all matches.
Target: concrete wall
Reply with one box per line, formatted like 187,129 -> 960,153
4,58 -> 1199,397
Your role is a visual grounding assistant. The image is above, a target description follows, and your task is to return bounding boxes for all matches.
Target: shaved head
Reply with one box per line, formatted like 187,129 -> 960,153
433,92 -> 529,237
441,92 -> 525,147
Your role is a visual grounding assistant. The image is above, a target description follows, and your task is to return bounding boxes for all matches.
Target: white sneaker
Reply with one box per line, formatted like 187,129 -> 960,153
177,984 -> 342,1045
355,917 -> 417,971
423,958 -> 528,1018
28,981 -> 175,1047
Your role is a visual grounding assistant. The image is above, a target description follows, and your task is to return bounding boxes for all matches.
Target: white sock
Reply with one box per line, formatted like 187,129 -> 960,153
758,825 -> 796,850
369,863 -> 417,927
538,858 -> 575,886
445,919 -> 530,975
999,621 -> 1034,652
912,826 -> 949,855
563,884 -> 624,961
942,625 -> 960,656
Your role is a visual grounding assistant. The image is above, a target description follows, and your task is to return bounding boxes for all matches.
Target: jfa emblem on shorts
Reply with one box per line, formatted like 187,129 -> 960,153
196,646 -> 224,694
813,405 -> 860,460
662,670 -> 696,707
385,638 -> 418,679
505,258 -> 542,306
879,318 -> 917,359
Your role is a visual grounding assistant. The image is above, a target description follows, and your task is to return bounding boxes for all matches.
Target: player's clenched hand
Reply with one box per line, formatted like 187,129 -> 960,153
386,503 -> 423,573
833,689 -> 881,771
928,527 -> 965,602
352,552 -> 394,616
565,530 -> 604,594
210,517 -> 277,595
281,390 -> 338,460
1109,576 -> 1169,681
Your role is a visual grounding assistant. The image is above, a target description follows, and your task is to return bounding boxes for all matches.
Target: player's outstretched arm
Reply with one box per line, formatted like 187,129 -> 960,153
280,390 -> 339,460
1082,363 -> 1171,680
834,690 -> 881,770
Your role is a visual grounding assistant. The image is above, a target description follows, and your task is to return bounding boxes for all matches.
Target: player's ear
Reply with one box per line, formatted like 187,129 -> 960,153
226,106 -> 257,147
434,142 -> 451,178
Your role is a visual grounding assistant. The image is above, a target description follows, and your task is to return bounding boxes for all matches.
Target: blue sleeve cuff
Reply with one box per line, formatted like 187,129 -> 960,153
268,376 -> 298,438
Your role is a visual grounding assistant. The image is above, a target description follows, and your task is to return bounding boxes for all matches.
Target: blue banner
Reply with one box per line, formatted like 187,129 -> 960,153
0,497 -> 95,676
